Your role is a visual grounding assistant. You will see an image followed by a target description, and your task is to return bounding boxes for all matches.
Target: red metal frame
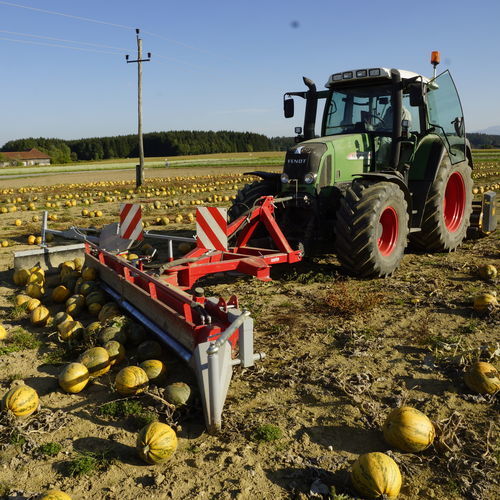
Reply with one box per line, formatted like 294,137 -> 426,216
162,196 -> 303,288
84,196 -> 302,352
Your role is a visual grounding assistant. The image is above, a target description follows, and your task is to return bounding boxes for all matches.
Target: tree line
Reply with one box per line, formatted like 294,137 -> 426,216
467,133 -> 500,149
1,131 -> 294,164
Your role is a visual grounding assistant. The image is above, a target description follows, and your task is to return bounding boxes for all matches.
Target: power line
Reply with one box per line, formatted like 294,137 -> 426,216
0,36 -> 123,55
0,29 -> 127,51
0,0 -> 234,62
0,0 -> 134,30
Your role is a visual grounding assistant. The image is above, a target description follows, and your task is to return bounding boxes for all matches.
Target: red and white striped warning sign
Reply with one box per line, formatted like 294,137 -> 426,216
120,203 -> 144,241
196,207 -> 228,251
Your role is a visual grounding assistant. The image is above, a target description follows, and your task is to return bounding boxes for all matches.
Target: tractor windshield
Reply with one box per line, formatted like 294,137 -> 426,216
323,84 -> 394,136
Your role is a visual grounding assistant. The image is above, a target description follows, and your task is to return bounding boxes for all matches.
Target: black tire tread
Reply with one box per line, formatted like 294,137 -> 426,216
335,182 -> 409,277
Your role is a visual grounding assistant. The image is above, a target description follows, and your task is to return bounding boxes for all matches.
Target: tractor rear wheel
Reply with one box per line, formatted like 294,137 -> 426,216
335,181 -> 409,277
228,179 -> 278,222
410,157 -> 472,251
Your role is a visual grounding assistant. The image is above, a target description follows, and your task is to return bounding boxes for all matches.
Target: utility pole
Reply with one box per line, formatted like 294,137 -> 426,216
126,28 -> 151,187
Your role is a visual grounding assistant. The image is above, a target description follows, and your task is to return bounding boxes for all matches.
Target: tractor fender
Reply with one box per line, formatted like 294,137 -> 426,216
351,173 -> 413,220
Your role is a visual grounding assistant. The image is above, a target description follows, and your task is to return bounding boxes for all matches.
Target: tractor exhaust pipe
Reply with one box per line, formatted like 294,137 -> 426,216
303,77 -> 317,140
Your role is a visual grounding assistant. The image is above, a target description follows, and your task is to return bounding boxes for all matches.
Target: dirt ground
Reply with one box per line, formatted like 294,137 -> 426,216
0,167 -> 498,500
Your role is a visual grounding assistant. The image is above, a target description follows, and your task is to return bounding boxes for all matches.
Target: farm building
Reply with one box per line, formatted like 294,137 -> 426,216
0,148 -> 51,166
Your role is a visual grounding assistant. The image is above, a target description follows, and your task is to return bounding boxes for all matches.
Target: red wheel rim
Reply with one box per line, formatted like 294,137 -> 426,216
378,206 -> 399,256
443,172 -> 465,232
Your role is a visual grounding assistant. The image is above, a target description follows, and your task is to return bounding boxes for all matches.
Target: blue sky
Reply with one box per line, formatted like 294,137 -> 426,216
1,0 -> 499,146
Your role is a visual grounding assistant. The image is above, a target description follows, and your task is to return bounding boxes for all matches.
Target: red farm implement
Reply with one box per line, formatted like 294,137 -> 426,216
14,195 -> 302,433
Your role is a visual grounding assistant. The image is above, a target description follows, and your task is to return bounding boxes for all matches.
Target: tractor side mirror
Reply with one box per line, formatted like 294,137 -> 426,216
408,83 -> 424,107
284,98 -> 294,118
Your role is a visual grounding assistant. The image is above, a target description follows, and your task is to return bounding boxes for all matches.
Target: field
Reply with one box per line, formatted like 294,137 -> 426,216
0,153 -> 498,500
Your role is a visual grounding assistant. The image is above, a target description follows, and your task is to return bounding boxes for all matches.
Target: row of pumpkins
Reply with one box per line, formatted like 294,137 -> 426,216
3,261 -> 500,500
3,259 -> 187,500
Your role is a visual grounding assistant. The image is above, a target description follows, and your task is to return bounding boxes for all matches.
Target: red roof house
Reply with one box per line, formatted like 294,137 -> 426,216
0,148 -> 51,166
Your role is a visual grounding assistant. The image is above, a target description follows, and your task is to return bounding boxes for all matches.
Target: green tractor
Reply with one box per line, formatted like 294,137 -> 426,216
230,54 -> 491,277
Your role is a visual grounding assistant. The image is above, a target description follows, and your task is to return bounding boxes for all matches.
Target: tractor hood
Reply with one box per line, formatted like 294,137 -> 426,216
283,134 -> 371,187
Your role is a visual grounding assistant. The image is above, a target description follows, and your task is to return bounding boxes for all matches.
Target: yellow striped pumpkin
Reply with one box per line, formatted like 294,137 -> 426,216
31,305 -> 50,326
115,366 -> 149,395
78,347 -> 111,377
58,362 -> 90,393
14,294 -> 31,307
464,361 -> 500,395
383,406 -> 435,452
351,452 -> 402,499
0,324 -> 7,340
136,421 -> 178,464
26,283 -> 44,299
2,385 -> 39,418
104,341 -> 126,366
25,298 -> 42,312
139,360 -> 166,384
52,285 -> 71,303
58,320 -> 84,341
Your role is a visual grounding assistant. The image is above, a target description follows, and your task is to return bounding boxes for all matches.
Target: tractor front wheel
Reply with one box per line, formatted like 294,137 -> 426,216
410,157 -> 472,251
335,181 -> 409,277
228,179 -> 278,222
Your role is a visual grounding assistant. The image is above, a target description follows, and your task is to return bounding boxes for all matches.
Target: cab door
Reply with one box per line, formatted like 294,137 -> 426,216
426,70 -> 466,163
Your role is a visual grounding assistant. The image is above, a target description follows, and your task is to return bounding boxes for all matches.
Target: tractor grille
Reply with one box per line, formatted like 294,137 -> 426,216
284,142 -> 327,181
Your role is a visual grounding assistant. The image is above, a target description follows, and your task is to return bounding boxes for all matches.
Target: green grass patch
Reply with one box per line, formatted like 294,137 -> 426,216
251,424 -> 283,442
36,442 -> 62,457
7,305 -> 28,321
98,400 -> 157,428
0,328 -> 41,356
65,450 -> 112,477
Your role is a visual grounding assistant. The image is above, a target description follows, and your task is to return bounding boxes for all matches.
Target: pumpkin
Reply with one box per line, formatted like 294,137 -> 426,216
98,302 -> 121,322
53,312 -> 73,327
473,293 -> 498,313
464,361 -> 500,395
137,340 -> 163,361
25,298 -> 42,312
31,305 -> 50,326
28,270 -> 45,285
73,256 -> 84,271
58,362 -> 90,393
58,320 -> 84,341
383,406 -> 435,452
13,268 -> 31,286
2,384 -> 39,418
60,260 -> 76,272
66,294 -> 85,316
78,347 -> 111,377
85,289 -> 105,305
139,360 -> 166,384
125,322 -> 147,346
80,278 -> 97,297
38,489 -> 72,500
52,285 -> 71,303
82,266 -> 98,281
351,452 -> 402,499
136,421 -> 178,464
88,303 -> 102,316
478,264 -> 497,281
99,325 -> 127,345
0,324 -> 7,340
165,382 -> 191,406
104,340 -> 126,365
14,294 -> 31,307
115,366 -> 149,395
26,283 -> 45,299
